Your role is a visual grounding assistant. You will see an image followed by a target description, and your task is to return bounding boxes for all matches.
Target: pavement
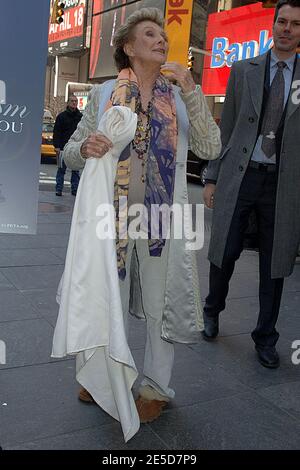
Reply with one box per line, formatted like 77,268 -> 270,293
0,180 -> 300,450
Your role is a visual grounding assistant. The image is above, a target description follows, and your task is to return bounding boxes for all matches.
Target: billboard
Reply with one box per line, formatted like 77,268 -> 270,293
92,0 -> 133,14
202,4 -> 275,96
48,0 -> 87,55
89,0 -> 165,79
0,0 -> 50,234
165,0 -> 193,66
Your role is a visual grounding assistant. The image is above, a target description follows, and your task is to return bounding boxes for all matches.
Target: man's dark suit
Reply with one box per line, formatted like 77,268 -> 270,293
204,50 -> 300,350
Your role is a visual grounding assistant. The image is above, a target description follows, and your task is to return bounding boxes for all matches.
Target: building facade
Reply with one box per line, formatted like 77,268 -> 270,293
45,0 -> 274,118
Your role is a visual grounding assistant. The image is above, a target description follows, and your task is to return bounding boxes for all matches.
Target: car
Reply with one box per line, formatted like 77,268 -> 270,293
187,150 -> 209,186
41,121 -> 56,159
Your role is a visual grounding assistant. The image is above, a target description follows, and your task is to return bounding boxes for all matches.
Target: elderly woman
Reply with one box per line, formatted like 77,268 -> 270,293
52,8 -> 220,441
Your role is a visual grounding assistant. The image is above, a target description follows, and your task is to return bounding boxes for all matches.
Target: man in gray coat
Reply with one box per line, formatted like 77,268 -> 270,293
203,0 -> 300,369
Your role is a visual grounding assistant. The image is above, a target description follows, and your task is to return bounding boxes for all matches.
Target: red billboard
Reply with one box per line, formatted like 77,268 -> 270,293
89,0 -> 165,79
48,0 -> 87,55
202,4 -> 275,96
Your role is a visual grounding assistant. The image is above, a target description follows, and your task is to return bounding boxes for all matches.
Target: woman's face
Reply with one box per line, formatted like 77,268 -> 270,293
125,21 -> 169,67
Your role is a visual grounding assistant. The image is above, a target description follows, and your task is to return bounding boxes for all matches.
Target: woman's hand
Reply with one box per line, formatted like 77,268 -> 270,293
80,132 -> 113,159
160,62 -> 196,94
203,183 -> 216,209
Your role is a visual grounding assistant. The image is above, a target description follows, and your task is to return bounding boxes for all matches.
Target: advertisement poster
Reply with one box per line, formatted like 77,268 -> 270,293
48,0 -> 87,55
165,0 -> 193,66
0,0 -> 50,234
89,0 -> 165,79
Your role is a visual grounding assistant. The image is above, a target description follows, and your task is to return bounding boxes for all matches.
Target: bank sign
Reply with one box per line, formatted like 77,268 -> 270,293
165,0 -> 193,66
202,3 -> 274,96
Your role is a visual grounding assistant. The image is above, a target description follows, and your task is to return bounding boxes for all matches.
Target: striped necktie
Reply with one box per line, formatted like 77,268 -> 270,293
261,61 -> 287,159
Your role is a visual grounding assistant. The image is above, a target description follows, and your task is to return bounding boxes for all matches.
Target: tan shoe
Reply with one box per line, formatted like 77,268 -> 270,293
78,387 -> 95,403
135,395 -> 167,423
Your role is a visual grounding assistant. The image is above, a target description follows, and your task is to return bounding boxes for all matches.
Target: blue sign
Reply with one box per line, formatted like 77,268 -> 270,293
211,30 -> 274,68
0,0 -> 50,234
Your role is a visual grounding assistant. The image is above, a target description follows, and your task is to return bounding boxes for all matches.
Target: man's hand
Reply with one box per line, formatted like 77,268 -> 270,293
160,62 -> 196,94
203,183 -> 216,209
80,132 -> 113,159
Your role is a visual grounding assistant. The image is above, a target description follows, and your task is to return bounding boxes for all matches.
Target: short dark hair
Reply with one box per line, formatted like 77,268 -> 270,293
67,94 -> 78,103
274,0 -> 300,23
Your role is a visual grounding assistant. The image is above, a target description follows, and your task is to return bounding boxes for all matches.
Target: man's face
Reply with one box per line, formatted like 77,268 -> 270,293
273,5 -> 300,53
68,97 -> 78,111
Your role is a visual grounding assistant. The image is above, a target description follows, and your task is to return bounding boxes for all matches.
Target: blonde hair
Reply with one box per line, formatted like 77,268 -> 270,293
113,8 -> 165,71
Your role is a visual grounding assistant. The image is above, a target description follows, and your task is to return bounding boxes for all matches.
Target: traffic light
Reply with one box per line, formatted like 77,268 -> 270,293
187,47 -> 194,71
51,1 -> 65,24
261,0 -> 277,7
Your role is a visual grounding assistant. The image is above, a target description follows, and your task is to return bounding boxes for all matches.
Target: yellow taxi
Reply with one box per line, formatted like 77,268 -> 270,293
41,121 -> 56,158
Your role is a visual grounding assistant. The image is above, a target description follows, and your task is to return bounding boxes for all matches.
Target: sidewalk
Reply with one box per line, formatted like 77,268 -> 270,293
0,186 -> 299,450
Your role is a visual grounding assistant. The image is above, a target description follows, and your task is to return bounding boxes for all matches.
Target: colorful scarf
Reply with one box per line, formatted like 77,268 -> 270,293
106,68 -> 177,280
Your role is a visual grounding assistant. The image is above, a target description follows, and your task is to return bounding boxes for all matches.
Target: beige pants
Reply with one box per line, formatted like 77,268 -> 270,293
119,237 -> 175,400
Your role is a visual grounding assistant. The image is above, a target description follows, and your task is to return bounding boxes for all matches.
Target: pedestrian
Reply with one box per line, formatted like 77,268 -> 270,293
203,0 -> 300,369
53,95 -> 82,196
51,8 -> 221,441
